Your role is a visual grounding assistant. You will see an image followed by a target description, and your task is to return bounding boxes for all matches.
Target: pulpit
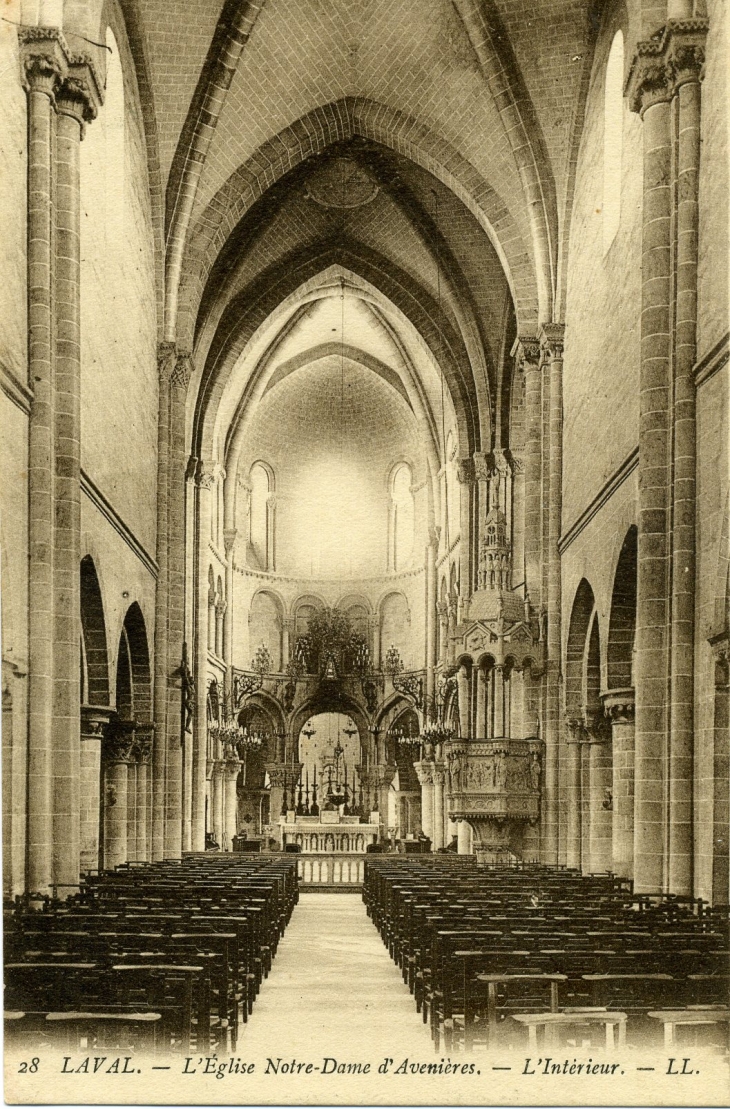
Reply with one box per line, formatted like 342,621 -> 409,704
446,739 -> 543,864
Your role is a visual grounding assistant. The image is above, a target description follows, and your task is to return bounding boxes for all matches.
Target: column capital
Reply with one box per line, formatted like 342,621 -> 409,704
196,458 -> 217,490
56,56 -> 103,129
18,26 -> 70,98
223,528 -> 237,558
104,721 -> 137,764
539,323 -> 565,360
80,704 -> 114,740
511,335 -> 541,368
158,344 -> 194,392
215,599 -> 227,619
602,688 -> 636,724
565,715 -> 589,745
472,451 -> 490,483
224,758 -> 242,780
134,724 -> 154,764
456,457 -> 475,485
627,19 -> 708,116
414,760 -> 435,786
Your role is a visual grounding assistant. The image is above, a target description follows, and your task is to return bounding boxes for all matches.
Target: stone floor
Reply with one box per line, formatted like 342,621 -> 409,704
240,892 -> 433,1063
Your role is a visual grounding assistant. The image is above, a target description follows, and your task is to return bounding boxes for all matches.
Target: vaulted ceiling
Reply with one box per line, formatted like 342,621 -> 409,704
107,0 -> 607,474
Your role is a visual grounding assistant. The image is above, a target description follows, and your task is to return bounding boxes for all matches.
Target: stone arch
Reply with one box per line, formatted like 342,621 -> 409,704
115,602 -> 151,722
80,555 -> 109,706
193,242 -> 481,462
177,98 -> 538,348
607,525 -> 638,690
565,578 -> 597,717
289,695 -> 368,762
248,589 -> 284,672
163,0 -> 269,339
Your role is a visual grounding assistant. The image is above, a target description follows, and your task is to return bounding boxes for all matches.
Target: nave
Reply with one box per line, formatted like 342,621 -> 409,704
234,893 -> 432,1059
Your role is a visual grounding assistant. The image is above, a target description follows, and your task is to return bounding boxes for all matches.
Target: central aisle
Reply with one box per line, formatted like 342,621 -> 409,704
241,893 -> 434,1059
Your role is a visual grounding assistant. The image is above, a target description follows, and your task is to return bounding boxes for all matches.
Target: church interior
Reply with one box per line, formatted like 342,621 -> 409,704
1,0 -> 729,1064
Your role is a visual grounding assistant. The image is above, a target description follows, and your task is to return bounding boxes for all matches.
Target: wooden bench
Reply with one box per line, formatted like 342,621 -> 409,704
512,1009 -> 627,1050
647,1007 -> 730,1049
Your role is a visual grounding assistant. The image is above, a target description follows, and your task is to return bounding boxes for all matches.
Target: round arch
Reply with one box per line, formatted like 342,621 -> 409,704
80,555 -> 110,706
565,578 -> 598,717
607,526 -> 637,691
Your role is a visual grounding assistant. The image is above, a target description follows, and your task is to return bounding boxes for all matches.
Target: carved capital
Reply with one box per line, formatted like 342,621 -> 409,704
56,60 -> 102,129
223,528 -> 237,558
196,458 -> 217,491
472,451 -> 490,483
104,720 -> 137,764
539,323 -> 565,361
456,457 -> 474,485
565,715 -> 589,745
134,724 -> 154,765
215,599 -> 227,619
627,20 -> 708,115
170,350 -> 193,393
511,335 -> 541,369
414,760 -> 435,787
80,704 -> 114,741
602,688 -> 636,725
18,26 -> 70,99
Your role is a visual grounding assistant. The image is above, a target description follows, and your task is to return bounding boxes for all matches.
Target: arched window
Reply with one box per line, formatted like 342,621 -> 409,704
389,463 -> 414,571
249,462 -> 275,571
603,29 -> 624,251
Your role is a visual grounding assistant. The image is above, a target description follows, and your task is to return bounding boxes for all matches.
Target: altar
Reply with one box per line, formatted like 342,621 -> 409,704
281,812 -> 380,852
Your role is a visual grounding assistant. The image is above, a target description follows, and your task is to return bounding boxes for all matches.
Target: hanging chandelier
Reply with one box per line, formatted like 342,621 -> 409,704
384,643 -> 423,708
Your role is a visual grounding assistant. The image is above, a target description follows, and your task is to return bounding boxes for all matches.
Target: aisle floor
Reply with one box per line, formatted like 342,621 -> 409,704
239,892 -> 434,1061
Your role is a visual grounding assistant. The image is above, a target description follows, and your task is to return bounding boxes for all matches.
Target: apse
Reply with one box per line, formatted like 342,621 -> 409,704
239,352 -> 426,580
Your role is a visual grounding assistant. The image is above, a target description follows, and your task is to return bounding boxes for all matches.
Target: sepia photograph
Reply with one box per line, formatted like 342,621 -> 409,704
0,0 -> 728,1104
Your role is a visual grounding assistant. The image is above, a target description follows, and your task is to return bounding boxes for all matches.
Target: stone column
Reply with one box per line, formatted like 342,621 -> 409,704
437,603 -> 449,666
603,690 -> 635,879
475,665 -> 487,739
446,786 -> 458,846
282,617 -> 293,669
135,727 -> 152,863
425,533 -> 438,706
457,820 -> 472,855
627,44 -> 676,893
54,58 -> 101,891
539,324 -> 565,866
211,762 -> 224,847
103,725 -> 135,871
193,460 -> 216,851
456,459 -> 474,596
587,716 -> 613,874
215,600 -> 226,660
514,337 -> 542,604
456,664 -> 470,739
432,764 -> 445,851
79,706 -> 112,873
19,29 -> 66,895
223,530 -> 237,682
224,759 -> 240,850
376,766 -> 397,839
415,761 -> 434,843
126,759 -> 138,862
668,35 -> 706,896
565,719 -> 584,870
493,665 -> 506,738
